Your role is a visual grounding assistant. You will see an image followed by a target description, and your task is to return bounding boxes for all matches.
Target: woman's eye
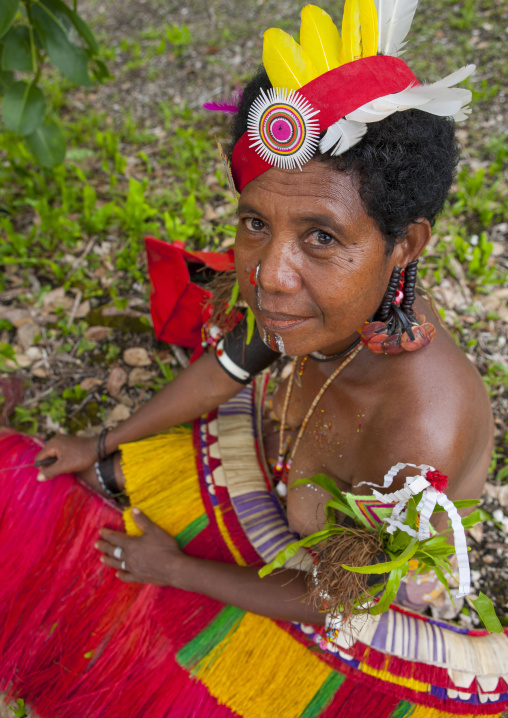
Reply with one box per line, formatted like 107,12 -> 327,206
313,230 -> 335,246
245,218 -> 265,231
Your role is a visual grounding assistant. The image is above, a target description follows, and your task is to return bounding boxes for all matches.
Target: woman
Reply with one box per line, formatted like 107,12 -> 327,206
1,3 -> 506,717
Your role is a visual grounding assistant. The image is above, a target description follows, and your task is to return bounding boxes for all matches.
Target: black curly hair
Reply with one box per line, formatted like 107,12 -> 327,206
230,67 -> 461,251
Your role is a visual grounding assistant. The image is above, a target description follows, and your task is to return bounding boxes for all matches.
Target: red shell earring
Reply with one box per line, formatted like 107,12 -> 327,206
360,261 -> 436,354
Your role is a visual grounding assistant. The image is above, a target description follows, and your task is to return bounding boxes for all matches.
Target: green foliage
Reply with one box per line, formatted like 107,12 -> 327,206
0,341 -> 17,372
260,475 -> 503,632
9,698 -> 27,718
13,405 -> 38,433
0,0 -> 109,166
2,80 -> 45,134
470,592 -> 503,633
0,1 -> 20,40
152,351 -> 175,387
164,23 -> 191,56
62,384 -> 87,402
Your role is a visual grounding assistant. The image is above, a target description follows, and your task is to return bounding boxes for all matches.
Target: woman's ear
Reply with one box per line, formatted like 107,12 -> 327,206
392,218 -> 432,267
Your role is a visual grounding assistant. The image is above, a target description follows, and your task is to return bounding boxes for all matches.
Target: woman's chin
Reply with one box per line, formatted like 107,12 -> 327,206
260,324 -> 361,358
259,326 -> 322,357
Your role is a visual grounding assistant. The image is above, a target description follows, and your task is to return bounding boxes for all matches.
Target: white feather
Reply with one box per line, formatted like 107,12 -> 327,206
431,64 -> 475,88
347,75 -> 473,123
374,0 -> 419,56
319,119 -> 367,156
346,105 -> 390,122
452,106 -> 471,122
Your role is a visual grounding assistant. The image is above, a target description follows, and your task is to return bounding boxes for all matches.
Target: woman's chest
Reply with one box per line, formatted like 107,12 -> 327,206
265,365 -> 370,535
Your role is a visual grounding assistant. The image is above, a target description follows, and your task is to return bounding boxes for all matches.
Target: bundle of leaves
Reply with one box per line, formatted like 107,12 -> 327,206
259,474 -> 503,632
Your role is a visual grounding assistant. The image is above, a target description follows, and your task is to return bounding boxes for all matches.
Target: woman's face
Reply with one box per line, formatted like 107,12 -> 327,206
235,160 -> 405,357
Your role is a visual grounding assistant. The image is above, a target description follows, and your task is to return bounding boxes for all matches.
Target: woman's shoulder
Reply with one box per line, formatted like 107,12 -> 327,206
352,321 -> 493,498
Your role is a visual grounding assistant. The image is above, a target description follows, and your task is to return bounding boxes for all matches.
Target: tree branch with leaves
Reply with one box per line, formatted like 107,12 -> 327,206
0,0 -> 109,167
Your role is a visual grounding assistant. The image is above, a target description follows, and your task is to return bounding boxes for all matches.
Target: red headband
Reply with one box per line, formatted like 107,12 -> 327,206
231,55 -> 419,192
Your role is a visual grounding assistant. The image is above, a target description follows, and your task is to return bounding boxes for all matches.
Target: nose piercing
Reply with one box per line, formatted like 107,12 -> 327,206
249,261 -> 261,287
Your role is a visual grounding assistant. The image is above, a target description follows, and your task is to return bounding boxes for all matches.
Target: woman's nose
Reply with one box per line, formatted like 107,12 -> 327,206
257,236 -> 301,294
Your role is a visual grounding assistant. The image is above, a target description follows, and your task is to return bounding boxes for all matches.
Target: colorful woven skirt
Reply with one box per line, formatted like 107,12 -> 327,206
1,382 -> 507,718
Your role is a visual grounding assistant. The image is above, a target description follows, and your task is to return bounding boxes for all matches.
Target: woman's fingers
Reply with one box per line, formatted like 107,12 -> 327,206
99,527 -> 128,546
95,539 -> 123,558
33,435 -> 97,479
96,535 -> 130,572
34,445 -> 60,480
131,507 -> 158,533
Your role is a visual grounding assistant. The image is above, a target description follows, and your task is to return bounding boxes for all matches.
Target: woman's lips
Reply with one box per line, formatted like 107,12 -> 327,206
258,310 -> 312,331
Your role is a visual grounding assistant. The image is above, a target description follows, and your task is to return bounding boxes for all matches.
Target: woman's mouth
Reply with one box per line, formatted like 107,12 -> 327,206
258,310 -> 312,332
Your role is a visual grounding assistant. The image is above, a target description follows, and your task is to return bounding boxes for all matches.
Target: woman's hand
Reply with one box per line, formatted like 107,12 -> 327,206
96,508 -> 184,586
35,434 -> 97,480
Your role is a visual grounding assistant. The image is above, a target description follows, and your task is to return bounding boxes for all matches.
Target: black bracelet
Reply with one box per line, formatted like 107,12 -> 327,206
97,428 -> 109,461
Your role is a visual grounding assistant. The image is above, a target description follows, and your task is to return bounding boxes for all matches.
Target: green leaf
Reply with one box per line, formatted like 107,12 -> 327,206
470,592 -> 503,633
419,533 -> 453,550
41,0 -> 99,52
225,279 -> 239,314
433,499 -> 480,513
431,563 -> 454,602
461,508 -> 490,529
370,565 -> 404,615
9,698 -> 27,717
258,529 -> 337,577
25,118 -> 66,167
324,499 -> 357,521
342,538 -> 418,575
405,497 -> 417,529
91,57 -> 112,82
246,307 -> 256,344
2,80 -> 45,135
292,474 -> 345,502
32,1 -> 92,86
0,0 -> 19,40
1,26 -> 35,72
430,553 -> 454,575
0,68 -> 14,94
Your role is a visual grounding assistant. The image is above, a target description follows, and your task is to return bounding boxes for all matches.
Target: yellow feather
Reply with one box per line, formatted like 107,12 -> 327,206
359,0 -> 378,58
300,5 -> 342,76
263,28 -> 318,90
339,0 -> 362,65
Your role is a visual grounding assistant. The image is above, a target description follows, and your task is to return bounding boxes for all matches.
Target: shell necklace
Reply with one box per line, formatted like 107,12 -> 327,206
273,343 -> 363,497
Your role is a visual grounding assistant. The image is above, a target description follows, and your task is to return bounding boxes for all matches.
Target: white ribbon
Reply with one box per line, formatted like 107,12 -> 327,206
358,462 -> 471,598
435,492 -> 471,598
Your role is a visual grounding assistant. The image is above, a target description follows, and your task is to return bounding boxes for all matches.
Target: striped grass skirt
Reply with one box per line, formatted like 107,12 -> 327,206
0,382 -> 507,718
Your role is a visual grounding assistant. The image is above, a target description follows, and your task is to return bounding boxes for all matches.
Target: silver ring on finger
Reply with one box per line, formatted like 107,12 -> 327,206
113,546 -> 123,560
121,560 -> 127,571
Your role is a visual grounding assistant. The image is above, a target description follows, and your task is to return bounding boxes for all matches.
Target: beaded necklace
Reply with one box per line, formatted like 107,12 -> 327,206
273,343 -> 363,496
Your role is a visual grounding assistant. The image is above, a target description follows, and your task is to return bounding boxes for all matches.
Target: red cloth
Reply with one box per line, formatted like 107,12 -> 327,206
145,236 -> 235,350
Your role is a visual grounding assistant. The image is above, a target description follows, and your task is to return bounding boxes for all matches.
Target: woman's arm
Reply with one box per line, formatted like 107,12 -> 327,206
104,351 -> 244,453
179,559 -> 325,624
36,351 -> 244,478
99,509 -> 325,625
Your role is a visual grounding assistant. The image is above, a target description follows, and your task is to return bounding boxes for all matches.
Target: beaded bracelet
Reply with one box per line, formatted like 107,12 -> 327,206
94,461 -> 116,497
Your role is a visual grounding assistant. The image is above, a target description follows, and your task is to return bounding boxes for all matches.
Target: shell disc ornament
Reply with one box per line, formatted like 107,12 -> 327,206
247,87 -> 320,169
